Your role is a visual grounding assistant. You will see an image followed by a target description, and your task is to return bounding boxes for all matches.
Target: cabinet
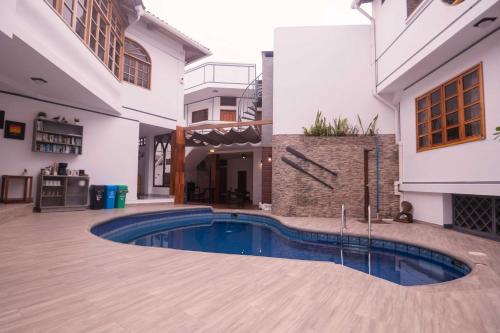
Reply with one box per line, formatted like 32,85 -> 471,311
35,175 -> 89,212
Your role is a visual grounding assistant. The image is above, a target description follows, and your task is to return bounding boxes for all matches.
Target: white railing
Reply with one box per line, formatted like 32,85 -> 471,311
184,63 -> 256,91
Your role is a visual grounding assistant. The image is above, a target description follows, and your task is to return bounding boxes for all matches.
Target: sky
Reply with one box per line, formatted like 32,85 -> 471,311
143,0 -> 371,70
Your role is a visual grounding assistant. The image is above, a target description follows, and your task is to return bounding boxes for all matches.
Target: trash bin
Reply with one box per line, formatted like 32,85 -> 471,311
89,185 -> 105,210
115,185 -> 128,208
104,185 -> 118,209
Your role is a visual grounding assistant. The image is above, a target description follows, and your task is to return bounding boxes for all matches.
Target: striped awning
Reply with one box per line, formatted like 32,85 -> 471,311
185,126 -> 261,147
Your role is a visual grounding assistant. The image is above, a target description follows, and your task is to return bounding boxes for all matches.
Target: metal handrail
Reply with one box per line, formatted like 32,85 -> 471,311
368,205 -> 372,243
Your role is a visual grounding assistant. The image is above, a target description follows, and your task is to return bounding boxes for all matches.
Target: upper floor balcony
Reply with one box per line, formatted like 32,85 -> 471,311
184,63 -> 256,98
366,0 -> 500,93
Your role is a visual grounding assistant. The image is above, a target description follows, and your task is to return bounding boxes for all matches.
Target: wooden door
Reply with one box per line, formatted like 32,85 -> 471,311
220,110 -> 236,122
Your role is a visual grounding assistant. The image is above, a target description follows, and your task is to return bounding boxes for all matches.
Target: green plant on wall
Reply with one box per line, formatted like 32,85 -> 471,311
495,126 -> 500,141
304,111 -> 378,137
358,114 -> 379,136
303,111 -> 333,136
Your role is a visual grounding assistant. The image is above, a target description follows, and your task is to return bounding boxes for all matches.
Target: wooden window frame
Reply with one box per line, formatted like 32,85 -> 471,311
415,63 -> 485,152
123,38 -> 152,89
44,0 -> 126,80
191,109 -> 209,123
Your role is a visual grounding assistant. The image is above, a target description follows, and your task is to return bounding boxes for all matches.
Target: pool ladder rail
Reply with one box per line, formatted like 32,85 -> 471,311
340,204 -> 373,273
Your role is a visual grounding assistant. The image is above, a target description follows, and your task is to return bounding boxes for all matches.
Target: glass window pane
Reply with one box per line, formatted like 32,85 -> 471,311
445,96 -> 458,113
446,112 -> 459,127
417,98 -> 428,110
432,131 -> 443,145
75,21 -> 85,39
418,123 -> 428,135
463,70 -> 479,90
445,81 -> 457,97
63,6 -> 73,25
431,104 -> 441,118
463,87 -> 479,106
464,103 -> 481,121
430,90 -> 441,104
431,118 -> 442,131
465,121 -> 481,137
417,111 -> 427,123
419,136 -> 429,148
447,127 -> 460,141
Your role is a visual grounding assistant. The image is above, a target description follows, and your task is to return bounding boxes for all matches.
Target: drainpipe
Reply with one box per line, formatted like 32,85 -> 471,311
351,0 -> 403,219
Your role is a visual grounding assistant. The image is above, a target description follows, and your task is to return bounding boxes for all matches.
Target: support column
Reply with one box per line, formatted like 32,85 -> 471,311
174,126 -> 185,204
169,131 -> 176,196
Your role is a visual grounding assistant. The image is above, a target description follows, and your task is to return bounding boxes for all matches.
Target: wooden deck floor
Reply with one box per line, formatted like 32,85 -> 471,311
0,204 -> 499,332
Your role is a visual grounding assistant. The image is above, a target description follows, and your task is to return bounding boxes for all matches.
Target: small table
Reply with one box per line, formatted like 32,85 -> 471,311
1,175 -> 33,203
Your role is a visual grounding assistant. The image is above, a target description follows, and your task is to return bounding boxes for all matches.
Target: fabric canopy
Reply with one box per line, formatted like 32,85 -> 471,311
185,126 -> 261,147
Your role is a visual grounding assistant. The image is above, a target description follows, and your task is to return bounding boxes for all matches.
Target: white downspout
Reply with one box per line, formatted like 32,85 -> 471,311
351,0 -> 404,207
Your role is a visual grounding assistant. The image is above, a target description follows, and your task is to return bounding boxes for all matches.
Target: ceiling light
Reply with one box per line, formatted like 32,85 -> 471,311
212,89 -> 219,93
209,148 -> 215,153
474,17 -> 497,28
31,77 -> 47,85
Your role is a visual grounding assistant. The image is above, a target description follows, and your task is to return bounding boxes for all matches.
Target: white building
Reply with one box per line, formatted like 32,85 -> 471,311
0,0 -> 210,203
181,61 -> 270,206
353,0 -> 500,237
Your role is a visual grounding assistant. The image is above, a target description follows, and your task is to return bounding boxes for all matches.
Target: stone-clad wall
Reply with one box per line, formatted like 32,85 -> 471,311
272,135 -> 399,218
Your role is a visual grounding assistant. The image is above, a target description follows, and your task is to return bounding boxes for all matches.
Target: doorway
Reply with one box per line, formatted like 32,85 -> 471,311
237,170 -> 247,192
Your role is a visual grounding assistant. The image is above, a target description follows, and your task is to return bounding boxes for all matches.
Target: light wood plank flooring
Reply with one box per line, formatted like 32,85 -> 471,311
0,204 -> 499,332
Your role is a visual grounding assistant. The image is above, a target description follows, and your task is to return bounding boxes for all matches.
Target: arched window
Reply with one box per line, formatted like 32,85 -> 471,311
123,38 -> 151,89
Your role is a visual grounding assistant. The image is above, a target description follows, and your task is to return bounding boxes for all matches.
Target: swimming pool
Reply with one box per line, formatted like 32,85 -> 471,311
91,208 -> 471,286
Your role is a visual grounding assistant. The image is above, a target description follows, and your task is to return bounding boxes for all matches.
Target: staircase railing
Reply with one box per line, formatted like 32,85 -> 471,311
237,73 -> 262,122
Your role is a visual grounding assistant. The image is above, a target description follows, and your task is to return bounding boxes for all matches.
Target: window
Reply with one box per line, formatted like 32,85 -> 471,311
123,39 -> 151,89
220,97 -> 237,106
192,109 -> 208,123
153,134 -> 171,187
44,0 -> 125,79
220,110 -> 236,122
416,64 -> 484,152
407,0 -> 424,17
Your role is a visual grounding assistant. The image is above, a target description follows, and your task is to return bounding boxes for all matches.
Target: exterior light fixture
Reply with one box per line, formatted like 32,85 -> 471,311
267,156 -> 272,163
212,89 -> 219,93
259,160 -> 263,167
473,17 -> 497,28
31,77 -> 47,85
209,148 -> 215,153
242,153 -> 247,160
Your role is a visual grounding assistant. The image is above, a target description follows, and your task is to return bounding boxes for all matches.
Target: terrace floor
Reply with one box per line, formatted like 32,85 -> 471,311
0,204 -> 499,332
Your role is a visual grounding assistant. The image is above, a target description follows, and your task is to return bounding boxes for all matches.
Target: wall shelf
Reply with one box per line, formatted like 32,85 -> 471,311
32,119 -> 83,155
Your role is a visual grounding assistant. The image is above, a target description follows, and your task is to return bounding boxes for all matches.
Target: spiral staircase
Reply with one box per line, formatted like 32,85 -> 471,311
237,73 -> 262,121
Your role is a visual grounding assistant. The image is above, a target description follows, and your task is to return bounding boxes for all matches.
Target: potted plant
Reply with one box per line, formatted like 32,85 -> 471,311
495,126 -> 500,141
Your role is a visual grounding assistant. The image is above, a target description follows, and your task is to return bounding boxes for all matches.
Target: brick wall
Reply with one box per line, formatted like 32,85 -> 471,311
272,134 -> 399,218
261,147 -> 272,203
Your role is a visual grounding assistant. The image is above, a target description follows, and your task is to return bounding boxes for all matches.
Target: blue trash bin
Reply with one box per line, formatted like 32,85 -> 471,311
104,185 -> 118,209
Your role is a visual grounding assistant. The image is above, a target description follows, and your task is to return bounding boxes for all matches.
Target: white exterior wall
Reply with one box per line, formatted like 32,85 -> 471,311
399,31 -> 500,199
185,97 -> 245,125
0,93 -> 139,201
120,22 -> 186,128
6,0 -> 122,112
372,0 -> 499,91
273,25 -> 394,135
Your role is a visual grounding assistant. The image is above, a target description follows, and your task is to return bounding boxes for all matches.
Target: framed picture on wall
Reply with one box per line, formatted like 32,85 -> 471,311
4,121 -> 26,140
0,110 -> 4,129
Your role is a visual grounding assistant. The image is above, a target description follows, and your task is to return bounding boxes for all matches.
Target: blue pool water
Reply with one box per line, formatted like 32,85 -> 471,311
91,209 -> 471,286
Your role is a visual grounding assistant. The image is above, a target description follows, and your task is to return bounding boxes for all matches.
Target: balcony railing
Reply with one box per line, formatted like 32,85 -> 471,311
184,63 -> 256,91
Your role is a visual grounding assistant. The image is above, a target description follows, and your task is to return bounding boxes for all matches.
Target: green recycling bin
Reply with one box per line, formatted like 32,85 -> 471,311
115,185 -> 128,208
